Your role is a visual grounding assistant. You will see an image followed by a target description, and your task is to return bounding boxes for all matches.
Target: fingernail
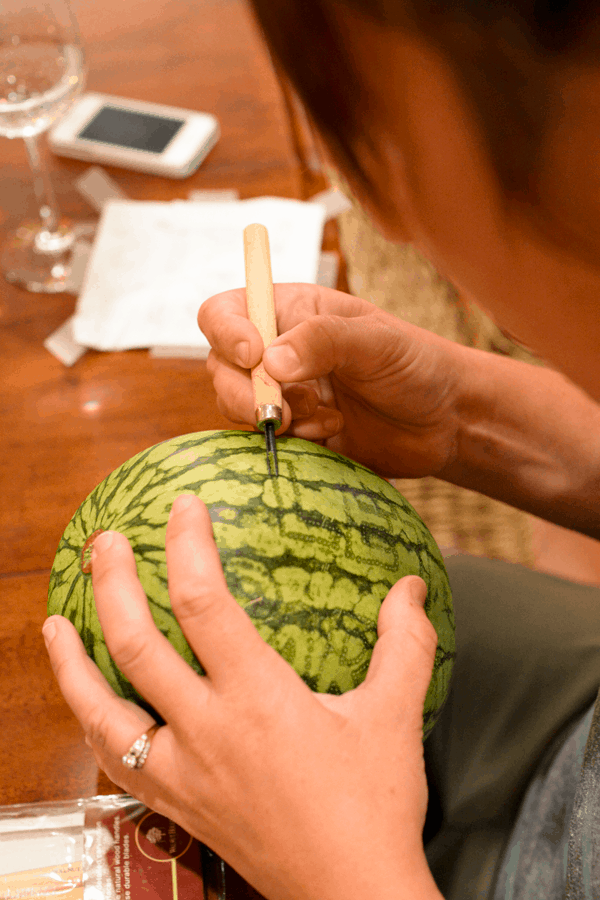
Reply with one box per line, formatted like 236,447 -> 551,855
171,494 -> 195,517
265,344 -> 300,375
42,620 -> 57,647
237,341 -> 250,368
322,414 -> 342,434
409,578 -> 427,606
295,396 -> 312,416
92,531 -> 115,555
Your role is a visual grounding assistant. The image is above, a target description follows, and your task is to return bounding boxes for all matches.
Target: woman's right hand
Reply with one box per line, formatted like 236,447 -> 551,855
199,283 -> 468,479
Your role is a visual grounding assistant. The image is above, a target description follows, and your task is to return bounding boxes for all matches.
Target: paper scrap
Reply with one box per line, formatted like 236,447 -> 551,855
64,240 -> 93,295
309,186 -> 353,220
316,251 -> 339,290
44,316 -> 87,367
75,166 -> 128,212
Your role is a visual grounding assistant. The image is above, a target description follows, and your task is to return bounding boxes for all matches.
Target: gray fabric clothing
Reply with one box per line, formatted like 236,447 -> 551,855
425,555 -> 600,900
565,689 -> 600,899
492,702 -> 594,900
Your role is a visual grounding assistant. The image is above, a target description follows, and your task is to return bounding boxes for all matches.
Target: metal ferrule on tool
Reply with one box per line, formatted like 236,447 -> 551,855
256,403 -> 282,431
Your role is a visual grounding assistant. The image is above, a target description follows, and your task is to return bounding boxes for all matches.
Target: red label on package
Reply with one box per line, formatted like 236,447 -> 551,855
85,803 -> 202,900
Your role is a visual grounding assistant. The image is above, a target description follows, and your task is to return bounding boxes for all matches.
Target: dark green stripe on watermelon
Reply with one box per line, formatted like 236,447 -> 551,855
48,430 -> 455,738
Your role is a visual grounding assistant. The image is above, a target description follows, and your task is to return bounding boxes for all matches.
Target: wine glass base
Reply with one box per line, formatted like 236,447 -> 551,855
2,219 -> 93,293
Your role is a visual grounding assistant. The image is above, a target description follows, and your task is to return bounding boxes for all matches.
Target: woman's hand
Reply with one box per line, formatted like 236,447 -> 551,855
44,494 -> 443,900
199,283 -> 466,478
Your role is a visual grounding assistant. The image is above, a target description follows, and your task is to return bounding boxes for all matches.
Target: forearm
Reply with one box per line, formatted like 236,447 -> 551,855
441,347 -> 600,538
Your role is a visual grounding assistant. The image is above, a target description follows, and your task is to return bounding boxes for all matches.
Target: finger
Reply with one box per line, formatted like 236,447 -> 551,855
263,307 -> 444,396
207,349 -> 263,425
271,283 -> 371,334
200,284 -> 371,370
282,384 -> 321,420
261,313 -> 388,384
207,351 -> 343,438
282,405 -> 344,440
165,494 -> 287,689
198,289 -> 264,368
206,352 -> 326,422
356,576 -> 437,729
90,529 -> 211,723
43,614 -> 162,768
207,349 -> 295,431
43,615 -> 182,811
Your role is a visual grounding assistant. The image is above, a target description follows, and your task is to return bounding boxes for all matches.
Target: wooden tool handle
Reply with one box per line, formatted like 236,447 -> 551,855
244,223 -> 282,427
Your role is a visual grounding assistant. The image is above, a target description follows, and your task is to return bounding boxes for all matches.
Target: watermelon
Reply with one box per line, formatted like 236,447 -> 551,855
48,430 -> 455,738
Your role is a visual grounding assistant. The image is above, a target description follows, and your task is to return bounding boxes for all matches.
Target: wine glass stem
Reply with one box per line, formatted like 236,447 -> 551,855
24,134 -> 60,235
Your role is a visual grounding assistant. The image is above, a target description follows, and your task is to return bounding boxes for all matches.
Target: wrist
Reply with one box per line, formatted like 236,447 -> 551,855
297,840 -> 443,900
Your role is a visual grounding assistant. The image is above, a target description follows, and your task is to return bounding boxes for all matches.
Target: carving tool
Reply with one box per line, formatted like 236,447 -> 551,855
243,223 -> 282,476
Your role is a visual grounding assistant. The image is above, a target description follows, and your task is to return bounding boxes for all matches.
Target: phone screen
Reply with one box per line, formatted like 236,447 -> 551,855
77,105 -> 185,154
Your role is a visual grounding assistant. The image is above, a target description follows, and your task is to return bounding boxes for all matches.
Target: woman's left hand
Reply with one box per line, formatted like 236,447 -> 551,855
43,493 -> 442,900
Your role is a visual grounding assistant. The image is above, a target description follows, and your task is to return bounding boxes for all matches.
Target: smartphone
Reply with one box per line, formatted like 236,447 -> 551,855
49,92 -> 220,179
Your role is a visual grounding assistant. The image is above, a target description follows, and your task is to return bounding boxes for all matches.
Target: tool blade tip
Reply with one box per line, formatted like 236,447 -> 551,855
264,422 -> 279,477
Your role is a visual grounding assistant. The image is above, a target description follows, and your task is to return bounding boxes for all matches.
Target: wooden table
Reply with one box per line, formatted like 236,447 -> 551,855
0,0 -> 337,880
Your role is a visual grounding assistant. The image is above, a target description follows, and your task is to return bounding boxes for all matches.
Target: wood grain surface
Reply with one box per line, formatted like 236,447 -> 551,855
0,6 -> 333,884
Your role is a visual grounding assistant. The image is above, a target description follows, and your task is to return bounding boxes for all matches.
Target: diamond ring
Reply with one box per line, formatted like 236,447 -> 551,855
122,723 -> 161,770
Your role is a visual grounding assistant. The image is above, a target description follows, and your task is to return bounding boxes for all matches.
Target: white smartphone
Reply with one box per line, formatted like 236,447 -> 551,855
49,92 -> 220,179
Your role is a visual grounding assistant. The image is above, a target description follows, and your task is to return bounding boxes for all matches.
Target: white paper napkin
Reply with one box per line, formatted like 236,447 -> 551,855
71,197 -> 327,353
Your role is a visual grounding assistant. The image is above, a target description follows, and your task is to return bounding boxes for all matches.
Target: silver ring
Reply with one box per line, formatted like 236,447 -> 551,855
122,723 -> 161,770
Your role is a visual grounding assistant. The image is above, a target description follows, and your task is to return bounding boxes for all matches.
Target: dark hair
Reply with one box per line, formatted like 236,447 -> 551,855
249,0 -> 599,208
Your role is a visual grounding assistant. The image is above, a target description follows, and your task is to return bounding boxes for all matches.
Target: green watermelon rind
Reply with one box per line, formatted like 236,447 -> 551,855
48,430 -> 455,738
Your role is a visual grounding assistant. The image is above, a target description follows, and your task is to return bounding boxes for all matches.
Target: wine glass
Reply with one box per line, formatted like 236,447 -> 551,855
0,0 -> 86,292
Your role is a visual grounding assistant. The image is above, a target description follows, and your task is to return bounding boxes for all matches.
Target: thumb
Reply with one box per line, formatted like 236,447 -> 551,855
263,314 -> 414,384
358,576 -> 438,729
